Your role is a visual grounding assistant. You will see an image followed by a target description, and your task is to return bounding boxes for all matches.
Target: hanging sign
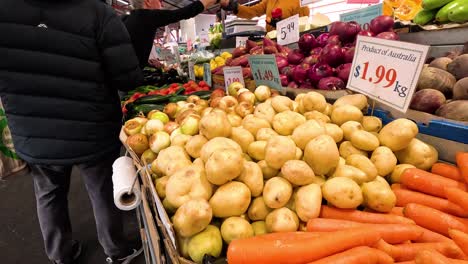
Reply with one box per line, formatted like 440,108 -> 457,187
248,55 -> 282,91
340,4 -> 383,31
277,15 -> 300,46
223,66 -> 245,90
347,35 -> 429,113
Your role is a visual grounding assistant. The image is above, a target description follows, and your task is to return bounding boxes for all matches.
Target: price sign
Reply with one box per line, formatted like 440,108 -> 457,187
347,36 -> 429,113
200,31 -> 209,47
188,61 -> 195,81
223,66 -> 245,91
156,48 -> 176,64
340,4 -> 382,31
172,45 -> 181,65
236,37 -> 249,48
203,63 -> 212,87
277,15 -> 299,46
248,55 -> 282,91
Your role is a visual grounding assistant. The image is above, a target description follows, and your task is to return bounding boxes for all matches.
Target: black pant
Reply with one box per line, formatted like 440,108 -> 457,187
30,153 -> 127,263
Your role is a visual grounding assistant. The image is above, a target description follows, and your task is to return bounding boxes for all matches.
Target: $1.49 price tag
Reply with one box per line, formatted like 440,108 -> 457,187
347,36 -> 429,112
248,55 -> 282,91
223,66 -> 245,91
277,15 -> 299,46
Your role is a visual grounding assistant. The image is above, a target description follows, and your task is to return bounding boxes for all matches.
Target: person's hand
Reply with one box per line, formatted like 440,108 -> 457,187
200,0 -> 218,9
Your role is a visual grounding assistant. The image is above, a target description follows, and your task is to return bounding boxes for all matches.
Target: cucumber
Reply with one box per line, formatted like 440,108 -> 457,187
133,94 -> 173,105
414,9 -> 438,25
422,0 -> 455,10
133,104 -> 165,115
448,2 -> 468,23
436,0 -> 465,22
189,90 -> 212,97
168,95 -> 189,103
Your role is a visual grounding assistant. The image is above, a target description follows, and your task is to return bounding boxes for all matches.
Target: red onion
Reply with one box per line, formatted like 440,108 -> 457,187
299,82 -> 314,89
318,77 -> 345,90
343,47 -> 355,63
304,55 -> 320,65
308,63 -> 334,84
316,33 -> 330,47
280,74 -> 289,86
370,16 -> 395,35
298,33 -> 317,54
263,38 -> 276,47
340,21 -> 361,43
292,63 -> 310,84
376,31 -> 399,40
264,45 -> 279,54
281,66 -> 294,80
320,44 -> 344,67
246,40 -> 258,52
276,56 -> 289,71
287,49 -> 305,65
329,21 -> 347,37
358,30 -> 375,37
232,47 -> 247,58
336,63 -> 352,82
310,47 -> 323,56
288,81 -> 298,89
327,35 -> 342,46
250,46 -> 264,55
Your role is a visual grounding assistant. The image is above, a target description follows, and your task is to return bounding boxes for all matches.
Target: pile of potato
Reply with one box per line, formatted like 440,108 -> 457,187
123,85 -> 439,263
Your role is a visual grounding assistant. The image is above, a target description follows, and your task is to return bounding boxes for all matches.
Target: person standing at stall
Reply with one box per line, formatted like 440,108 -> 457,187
0,0 -> 143,263
220,0 -> 310,32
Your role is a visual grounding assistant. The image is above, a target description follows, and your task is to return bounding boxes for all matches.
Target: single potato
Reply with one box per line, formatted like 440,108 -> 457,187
187,225 -> 222,264
362,116 -> 383,133
333,94 -> 368,110
362,181 -> 396,213
374,176 -> 390,188
371,146 -> 398,176
341,121 -> 364,141
304,110 -> 331,124
272,110 -> 306,136
390,164 -> 416,183
331,164 -> 368,185
185,135 -> 208,159
199,111 -> 232,139
242,115 -> 272,137
325,123 -> 344,143
281,160 -> 316,186
237,161 -> 264,197
265,208 -> 300,233
248,197 -> 272,221
248,141 -> 267,161
230,127 -> 254,153
271,95 -> 294,112
322,177 -> 363,209
323,103 -> 333,116
173,198 -> 212,237
166,166 -> 213,208
251,221 -> 268,236
258,160 -> 279,179
339,141 -> 368,159
304,135 -> 340,176
171,134 -> 192,148
254,103 -> 276,124
200,137 -> 242,162
155,146 -> 192,176
155,175 -> 170,199
163,198 -> 177,215
346,154 -> 378,182
263,177 -> 293,209
295,184 -> 322,222
331,105 -> 364,126
395,138 -> 438,170
209,182 -> 251,218
296,147 -> 303,160
221,217 -> 254,244
265,136 -> 297,170
256,128 -> 278,141
205,148 -> 244,185
351,130 -> 380,151
302,92 -> 327,113
291,120 -> 326,150
378,118 -> 418,151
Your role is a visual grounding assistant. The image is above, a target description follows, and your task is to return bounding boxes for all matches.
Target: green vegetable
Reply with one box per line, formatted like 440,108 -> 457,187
415,9 -> 438,25
448,1 -> 468,23
422,0 -> 455,10
436,0 -> 465,22
133,94 -> 173,105
168,95 -> 189,103
132,104 -> 165,115
190,91 -> 212,97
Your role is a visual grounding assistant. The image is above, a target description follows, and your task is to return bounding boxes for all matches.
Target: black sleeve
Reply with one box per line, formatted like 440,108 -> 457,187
98,8 -> 143,91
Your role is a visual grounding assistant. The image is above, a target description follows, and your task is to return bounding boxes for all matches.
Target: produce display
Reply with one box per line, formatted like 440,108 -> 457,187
194,52 -> 232,79
140,67 -> 186,87
414,0 -> 468,25
384,0 -> 423,21
119,81 -> 468,264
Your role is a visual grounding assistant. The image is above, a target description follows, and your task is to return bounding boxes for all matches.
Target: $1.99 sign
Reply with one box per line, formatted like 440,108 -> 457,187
223,66 -> 245,90
277,15 -> 299,46
248,55 -> 282,91
347,36 -> 429,112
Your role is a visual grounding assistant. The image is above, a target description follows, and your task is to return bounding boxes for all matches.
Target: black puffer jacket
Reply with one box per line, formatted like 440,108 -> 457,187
0,0 -> 143,165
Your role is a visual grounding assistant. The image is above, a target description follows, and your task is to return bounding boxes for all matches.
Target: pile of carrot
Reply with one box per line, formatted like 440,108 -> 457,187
226,152 -> 468,264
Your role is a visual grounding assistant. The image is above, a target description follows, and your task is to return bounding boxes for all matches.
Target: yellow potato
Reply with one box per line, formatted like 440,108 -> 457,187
281,160 -> 316,186
374,176 -> 391,188
155,146 -> 192,176
187,225 -> 222,263
304,110 -> 331,123
346,154 -> 378,182
272,110 -> 306,136
237,161 -> 264,197
173,198 -> 212,237
251,221 -> 268,236
341,121 -> 364,141
291,120 -> 326,150
155,175 -> 170,199
296,147 -> 303,160
265,136 -> 297,169
395,138 -> 438,170
362,116 -> 383,133
378,118 -> 418,151
325,123 -> 344,143
351,130 -> 380,151
199,111 -> 232,139
322,177 -> 363,209
248,141 -> 267,161
304,135 -> 340,176
209,182 -> 251,218
242,115 -> 272,137
171,134 -> 192,148
339,141 -> 368,159
333,94 -> 368,110
256,127 -> 278,141
263,177 -> 293,209
254,103 -> 276,124
248,197 -> 272,221
362,181 -> 396,213
323,103 -> 333,116
185,135 -> 208,159
257,160 -> 279,180
271,95 -> 294,112
227,113 -> 243,127
295,184 -> 322,222
205,148 -> 244,185
331,164 -> 368,185
371,146 -> 397,176
265,208 -> 299,233
390,164 -> 416,183
166,166 -> 213,208
230,127 -> 255,153
331,105 -> 364,126
221,217 -> 254,244
200,137 -> 242,163
302,92 -> 327,113
163,198 -> 177,215
285,189 -> 297,212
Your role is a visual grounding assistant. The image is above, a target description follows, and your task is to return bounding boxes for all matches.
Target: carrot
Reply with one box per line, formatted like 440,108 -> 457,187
449,229 -> 468,256
250,231 -> 323,241
415,250 -> 468,264
401,168 -> 466,198
306,218 -> 423,244
392,184 -> 408,190
227,228 -> 381,264
307,246 -> 393,264
432,163 -> 462,181
375,239 -> 465,261
391,207 -> 405,217
395,262 -> 416,264
456,152 -> 468,184
414,226 -> 454,243
445,187 -> 468,212
394,188 -> 468,218
403,203 -> 468,236
320,205 -> 415,225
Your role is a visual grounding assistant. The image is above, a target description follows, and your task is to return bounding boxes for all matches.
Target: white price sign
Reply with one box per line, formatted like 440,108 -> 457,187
223,66 -> 245,91
277,15 -> 299,46
347,36 -> 429,113
236,37 -> 249,48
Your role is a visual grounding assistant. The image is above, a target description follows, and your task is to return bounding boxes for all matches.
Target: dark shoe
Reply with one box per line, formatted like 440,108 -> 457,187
105,248 -> 143,264
52,240 -> 83,264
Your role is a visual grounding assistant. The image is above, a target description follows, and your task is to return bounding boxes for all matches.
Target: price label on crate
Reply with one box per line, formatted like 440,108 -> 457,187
236,37 -> 249,48
248,55 -> 282,91
188,61 -> 196,81
277,15 -> 299,46
203,63 -> 212,87
347,36 -> 429,113
223,66 -> 245,90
